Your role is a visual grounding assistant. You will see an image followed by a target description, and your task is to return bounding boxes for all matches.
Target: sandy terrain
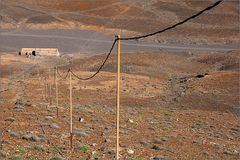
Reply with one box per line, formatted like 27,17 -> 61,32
0,1 -> 239,160
0,51 -> 239,160
0,0 -> 239,45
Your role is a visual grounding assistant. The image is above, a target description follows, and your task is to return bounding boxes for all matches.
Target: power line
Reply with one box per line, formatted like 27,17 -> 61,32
59,0 -> 224,81
120,0 -> 223,41
57,67 -> 70,80
70,38 -> 117,80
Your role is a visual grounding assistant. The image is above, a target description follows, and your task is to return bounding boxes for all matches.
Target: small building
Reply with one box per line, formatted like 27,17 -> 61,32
21,48 -> 60,56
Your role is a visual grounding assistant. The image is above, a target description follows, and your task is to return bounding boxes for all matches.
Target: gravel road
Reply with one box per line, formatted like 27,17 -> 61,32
0,29 -> 239,54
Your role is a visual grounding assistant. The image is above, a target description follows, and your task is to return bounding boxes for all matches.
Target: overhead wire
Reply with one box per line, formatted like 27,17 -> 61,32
70,39 -> 117,80
120,0 -> 223,40
58,0 -> 137,80
57,0 -> 224,81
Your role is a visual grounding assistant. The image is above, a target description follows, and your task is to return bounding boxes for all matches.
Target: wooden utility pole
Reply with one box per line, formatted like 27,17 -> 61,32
45,76 -> 47,101
116,35 -> 121,160
49,68 -> 52,105
55,66 -> 59,118
0,55 -> 2,103
69,71 -> 73,150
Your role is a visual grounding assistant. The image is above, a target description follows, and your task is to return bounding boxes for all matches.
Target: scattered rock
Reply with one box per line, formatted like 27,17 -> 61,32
161,137 -> 168,142
104,139 -> 111,143
32,135 -> 41,142
38,135 -> 47,142
152,145 -> 161,150
127,149 -> 134,154
50,157 -> 63,160
223,148 -> 238,155
196,74 -> 205,78
74,129 -> 89,137
92,150 -> 97,155
45,116 -> 54,120
50,123 -> 60,129
9,130 -> 20,138
140,140 -> 151,147
25,100 -> 32,106
106,148 -> 115,155
14,108 -> 24,112
4,117 -> 15,122
152,155 -> 169,160
15,99 -> 26,106
0,151 -> 6,158
78,117 -> 84,122
1,140 -> 9,144
22,133 -> 33,141
192,139 -> 202,145
230,127 -> 239,132
22,133 -> 43,142
128,119 -> 134,123
32,145 -> 45,152
154,137 -> 168,144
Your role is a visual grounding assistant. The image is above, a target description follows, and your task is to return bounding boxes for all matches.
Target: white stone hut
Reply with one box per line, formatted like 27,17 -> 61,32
21,48 -> 60,56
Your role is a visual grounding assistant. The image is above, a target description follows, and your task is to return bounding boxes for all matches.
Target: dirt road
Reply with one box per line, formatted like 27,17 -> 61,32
0,29 -> 239,54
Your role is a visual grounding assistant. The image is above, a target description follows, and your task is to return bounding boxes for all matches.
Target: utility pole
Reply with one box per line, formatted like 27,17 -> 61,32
49,68 -> 52,105
116,35 -> 121,160
69,70 -> 73,150
55,66 -> 59,118
0,55 -> 2,103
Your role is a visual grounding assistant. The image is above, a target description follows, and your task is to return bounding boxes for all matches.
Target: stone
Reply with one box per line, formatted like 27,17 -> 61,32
14,105 -> 25,109
14,108 -> 24,112
45,116 -> 54,120
152,145 -> 161,150
127,149 -> 134,154
50,157 -> 63,160
154,139 -> 164,145
9,131 -> 20,138
152,156 -> 169,160
15,99 -> 25,106
25,100 -> 32,106
104,139 -> 111,143
74,129 -> 89,137
38,135 -> 47,142
0,151 -> 6,158
4,117 -> 15,122
1,140 -> 9,144
154,137 -> 168,144
128,119 -> 134,123
32,135 -> 41,142
230,127 -> 240,132
223,148 -> 238,155
50,123 -> 60,129
161,137 -> 168,142
140,140 -> 151,147
33,145 -> 45,152
192,139 -> 202,145
107,149 -> 115,155
22,133 -> 33,141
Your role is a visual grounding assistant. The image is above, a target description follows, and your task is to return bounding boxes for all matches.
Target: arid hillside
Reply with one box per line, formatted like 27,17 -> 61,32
0,0 -> 239,44
0,51 -> 239,160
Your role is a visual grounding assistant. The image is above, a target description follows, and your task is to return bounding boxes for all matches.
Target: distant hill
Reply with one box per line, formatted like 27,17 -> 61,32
0,0 -> 239,44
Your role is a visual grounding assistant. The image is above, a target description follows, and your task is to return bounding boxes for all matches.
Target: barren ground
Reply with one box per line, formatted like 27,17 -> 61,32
0,0 -> 239,44
0,51 -> 239,160
0,0 -> 239,160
